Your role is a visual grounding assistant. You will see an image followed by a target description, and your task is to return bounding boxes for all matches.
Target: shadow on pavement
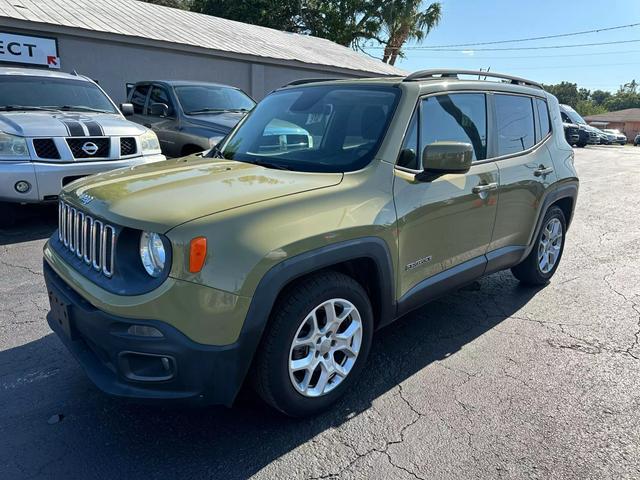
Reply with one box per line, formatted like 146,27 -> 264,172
0,272 -> 544,479
0,203 -> 58,246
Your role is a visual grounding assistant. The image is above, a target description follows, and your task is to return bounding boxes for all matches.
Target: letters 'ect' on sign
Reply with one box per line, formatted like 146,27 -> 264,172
0,32 -> 60,69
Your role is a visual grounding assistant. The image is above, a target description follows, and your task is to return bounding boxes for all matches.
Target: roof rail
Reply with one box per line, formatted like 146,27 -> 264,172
403,70 -> 543,89
283,78 -> 341,87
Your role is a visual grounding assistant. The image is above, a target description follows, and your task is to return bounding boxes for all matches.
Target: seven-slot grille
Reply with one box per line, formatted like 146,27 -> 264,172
58,201 -> 116,278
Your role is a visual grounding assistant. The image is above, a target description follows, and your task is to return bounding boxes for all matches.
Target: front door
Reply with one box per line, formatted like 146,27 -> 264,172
394,92 -> 499,298
147,85 -> 180,157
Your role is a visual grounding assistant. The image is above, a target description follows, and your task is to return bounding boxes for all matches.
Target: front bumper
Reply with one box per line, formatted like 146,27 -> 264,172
0,154 -> 165,203
44,261 -> 247,406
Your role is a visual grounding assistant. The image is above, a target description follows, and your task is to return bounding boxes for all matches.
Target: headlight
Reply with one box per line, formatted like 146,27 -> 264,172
0,131 -> 29,159
139,129 -> 161,155
139,231 -> 166,277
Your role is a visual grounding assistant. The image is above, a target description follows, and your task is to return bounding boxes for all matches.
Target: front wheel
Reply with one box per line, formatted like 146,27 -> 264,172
512,206 -> 567,285
253,271 -> 373,417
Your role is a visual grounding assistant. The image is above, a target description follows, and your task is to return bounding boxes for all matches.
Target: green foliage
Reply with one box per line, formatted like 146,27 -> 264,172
139,0 -> 193,9
380,1 -> 441,65
191,0 -> 303,32
173,0 -> 441,63
544,80 -> 640,115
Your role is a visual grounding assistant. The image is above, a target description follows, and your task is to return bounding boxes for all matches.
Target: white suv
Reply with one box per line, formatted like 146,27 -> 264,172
0,67 -> 165,220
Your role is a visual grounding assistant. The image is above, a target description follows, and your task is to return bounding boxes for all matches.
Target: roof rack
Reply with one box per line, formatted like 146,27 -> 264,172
403,70 -> 543,89
283,78 -> 341,87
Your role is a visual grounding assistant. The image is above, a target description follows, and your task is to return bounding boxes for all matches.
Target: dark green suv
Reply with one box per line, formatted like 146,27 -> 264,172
44,70 -> 578,417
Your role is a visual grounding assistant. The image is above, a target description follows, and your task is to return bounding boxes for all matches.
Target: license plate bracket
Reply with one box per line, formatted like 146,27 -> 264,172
48,289 -> 75,340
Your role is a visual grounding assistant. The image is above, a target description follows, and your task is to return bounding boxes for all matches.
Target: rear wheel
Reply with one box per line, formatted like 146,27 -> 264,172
512,206 -> 566,285
253,271 -> 373,417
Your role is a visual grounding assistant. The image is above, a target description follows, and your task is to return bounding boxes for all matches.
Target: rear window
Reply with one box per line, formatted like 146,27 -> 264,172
131,85 -> 150,114
535,98 -> 551,141
495,94 -> 535,156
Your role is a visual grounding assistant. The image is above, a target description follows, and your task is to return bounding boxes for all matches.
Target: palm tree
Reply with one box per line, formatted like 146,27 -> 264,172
381,1 -> 441,65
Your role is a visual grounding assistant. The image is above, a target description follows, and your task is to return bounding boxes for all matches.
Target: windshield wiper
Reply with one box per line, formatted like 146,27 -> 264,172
186,108 -> 250,115
248,159 -> 290,171
0,105 -> 60,112
48,105 -> 113,113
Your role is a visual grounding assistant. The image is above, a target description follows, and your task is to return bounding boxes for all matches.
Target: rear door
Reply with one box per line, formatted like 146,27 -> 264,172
394,92 -> 499,298
128,83 -> 151,128
488,93 -> 557,253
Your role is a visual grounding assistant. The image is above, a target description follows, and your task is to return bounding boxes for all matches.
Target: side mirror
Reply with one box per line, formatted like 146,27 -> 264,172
417,141 -> 473,181
120,103 -> 134,117
149,102 -> 169,117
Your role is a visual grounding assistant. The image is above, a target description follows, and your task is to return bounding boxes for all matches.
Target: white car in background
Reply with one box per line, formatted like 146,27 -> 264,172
603,129 -> 627,145
0,67 -> 165,224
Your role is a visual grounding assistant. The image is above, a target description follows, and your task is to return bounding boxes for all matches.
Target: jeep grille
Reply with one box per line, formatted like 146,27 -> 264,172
58,201 -> 116,277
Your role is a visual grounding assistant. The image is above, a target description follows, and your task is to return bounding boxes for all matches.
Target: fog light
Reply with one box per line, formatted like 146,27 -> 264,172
14,180 -> 31,193
127,325 -> 164,338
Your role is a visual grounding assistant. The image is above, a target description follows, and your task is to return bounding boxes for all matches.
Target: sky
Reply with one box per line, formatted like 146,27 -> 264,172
362,0 -> 640,92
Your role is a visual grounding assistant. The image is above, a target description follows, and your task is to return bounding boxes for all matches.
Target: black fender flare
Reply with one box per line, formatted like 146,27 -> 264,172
227,236 -> 396,403
521,180 -> 578,261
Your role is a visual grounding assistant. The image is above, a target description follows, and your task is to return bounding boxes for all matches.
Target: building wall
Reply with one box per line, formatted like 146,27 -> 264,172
0,25 -> 364,103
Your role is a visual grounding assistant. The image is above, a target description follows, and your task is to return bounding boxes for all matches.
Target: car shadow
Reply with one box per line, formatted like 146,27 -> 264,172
0,271 -> 544,479
0,203 -> 57,245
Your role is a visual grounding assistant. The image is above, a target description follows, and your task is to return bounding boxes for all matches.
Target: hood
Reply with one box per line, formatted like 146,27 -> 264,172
0,111 -> 147,137
184,111 -> 246,132
61,157 -> 343,232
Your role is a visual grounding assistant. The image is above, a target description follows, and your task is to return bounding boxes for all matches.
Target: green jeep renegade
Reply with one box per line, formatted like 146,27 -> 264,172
44,70 -> 578,417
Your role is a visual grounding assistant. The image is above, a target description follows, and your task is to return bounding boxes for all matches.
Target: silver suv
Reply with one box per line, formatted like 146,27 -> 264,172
0,67 -> 165,219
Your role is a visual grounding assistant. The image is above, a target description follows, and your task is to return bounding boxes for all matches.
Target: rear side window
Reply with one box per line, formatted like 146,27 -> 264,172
131,85 -> 150,114
495,94 -> 535,156
420,93 -> 487,161
535,98 -> 551,141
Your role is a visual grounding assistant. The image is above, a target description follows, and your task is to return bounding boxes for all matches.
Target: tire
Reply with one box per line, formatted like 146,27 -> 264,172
577,142 -> 586,148
511,206 -> 567,286
253,271 -> 374,417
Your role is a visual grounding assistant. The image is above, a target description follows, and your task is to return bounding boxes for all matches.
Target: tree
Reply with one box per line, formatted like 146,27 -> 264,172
140,0 -> 192,8
380,1 -> 441,65
191,0 -> 303,32
542,82 -> 580,108
591,90 -> 611,106
301,0 -> 385,47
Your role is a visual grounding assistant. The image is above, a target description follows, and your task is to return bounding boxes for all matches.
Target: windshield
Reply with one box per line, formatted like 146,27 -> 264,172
561,105 -> 586,125
176,85 -> 255,114
218,85 -> 400,173
0,76 -> 117,113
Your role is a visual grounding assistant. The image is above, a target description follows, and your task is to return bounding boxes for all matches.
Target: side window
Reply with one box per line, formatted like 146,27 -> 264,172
149,86 -> 174,116
560,111 -> 571,123
495,94 -> 535,156
131,85 -> 150,114
536,98 -> 551,141
397,112 -> 418,169
420,93 -> 487,162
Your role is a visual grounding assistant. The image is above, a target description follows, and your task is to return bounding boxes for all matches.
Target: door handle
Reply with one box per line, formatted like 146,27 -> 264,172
534,165 -> 554,177
472,182 -> 498,194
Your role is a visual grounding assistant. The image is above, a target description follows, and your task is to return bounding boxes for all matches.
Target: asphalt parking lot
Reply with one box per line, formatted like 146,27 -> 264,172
1,146 -> 639,479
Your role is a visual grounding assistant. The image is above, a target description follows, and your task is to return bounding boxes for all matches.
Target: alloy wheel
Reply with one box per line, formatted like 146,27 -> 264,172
538,217 -> 563,274
288,298 -> 363,398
